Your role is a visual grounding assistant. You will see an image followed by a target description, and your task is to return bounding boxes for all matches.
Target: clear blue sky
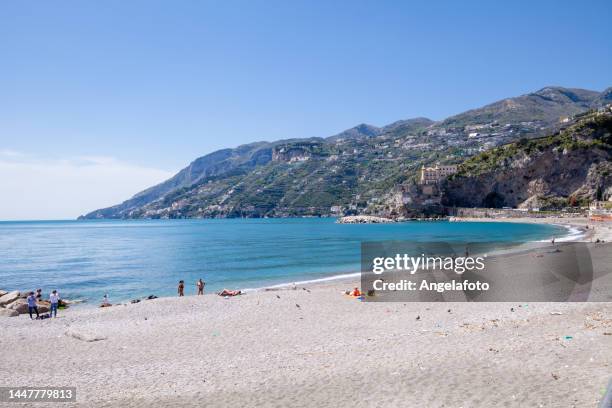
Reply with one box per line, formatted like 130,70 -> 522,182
1,0 -> 611,220
2,0 -> 611,169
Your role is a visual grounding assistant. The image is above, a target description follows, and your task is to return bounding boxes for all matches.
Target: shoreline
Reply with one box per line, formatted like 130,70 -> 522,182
2,262 -> 611,407
244,216 -> 599,295
4,217 -> 595,308
449,215 -> 612,243
2,217 -> 611,406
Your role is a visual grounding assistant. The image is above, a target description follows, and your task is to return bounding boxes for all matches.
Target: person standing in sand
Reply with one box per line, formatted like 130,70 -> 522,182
178,280 -> 185,296
49,290 -> 60,318
196,279 -> 205,295
26,291 -> 39,319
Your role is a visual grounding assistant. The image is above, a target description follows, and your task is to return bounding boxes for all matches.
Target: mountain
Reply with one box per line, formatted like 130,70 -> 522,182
439,87 -> 600,128
441,108 -> 612,209
593,87 -> 612,107
80,86 -> 611,219
326,123 -> 382,141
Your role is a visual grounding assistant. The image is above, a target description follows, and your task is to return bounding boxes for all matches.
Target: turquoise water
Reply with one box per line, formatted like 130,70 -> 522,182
0,218 -> 565,303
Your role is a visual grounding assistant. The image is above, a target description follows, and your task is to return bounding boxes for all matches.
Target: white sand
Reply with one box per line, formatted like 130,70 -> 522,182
1,282 -> 611,407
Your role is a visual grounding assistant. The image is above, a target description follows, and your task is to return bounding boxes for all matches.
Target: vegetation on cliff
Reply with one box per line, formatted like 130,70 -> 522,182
443,108 -> 612,209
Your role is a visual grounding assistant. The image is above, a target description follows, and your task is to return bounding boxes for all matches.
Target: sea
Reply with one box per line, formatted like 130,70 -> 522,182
0,218 -> 569,304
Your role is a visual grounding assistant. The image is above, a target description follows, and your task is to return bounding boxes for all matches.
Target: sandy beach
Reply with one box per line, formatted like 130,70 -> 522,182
1,260 -> 612,406
2,218 -> 612,407
1,283 -> 611,407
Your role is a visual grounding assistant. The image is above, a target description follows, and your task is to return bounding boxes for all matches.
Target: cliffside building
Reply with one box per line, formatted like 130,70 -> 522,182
419,164 -> 458,185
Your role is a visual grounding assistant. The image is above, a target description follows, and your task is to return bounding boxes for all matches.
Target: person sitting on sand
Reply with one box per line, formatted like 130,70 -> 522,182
218,289 -> 241,297
49,290 -> 60,318
27,291 -> 39,319
178,280 -> 185,297
100,293 -> 111,307
351,287 -> 361,297
196,279 -> 205,295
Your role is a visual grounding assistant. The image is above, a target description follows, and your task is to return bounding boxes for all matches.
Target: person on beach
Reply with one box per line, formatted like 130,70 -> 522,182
35,288 -> 43,301
196,279 -> 205,295
49,290 -> 60,318
178,280 -> 185,296
26,291 -> 39,319
101,293 -> 111,307
218,289 -> 241,297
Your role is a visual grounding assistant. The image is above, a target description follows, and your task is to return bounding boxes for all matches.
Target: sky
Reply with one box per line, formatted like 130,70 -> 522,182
1,0 -> 611,220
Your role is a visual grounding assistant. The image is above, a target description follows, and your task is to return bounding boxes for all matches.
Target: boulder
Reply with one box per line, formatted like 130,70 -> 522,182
37,305 -> 50,313
0,308 -> 19,317
10,302 -> 28,314
0,291 -> 20,306
8,300 -> 49,315
7,298 -> 26,308
0,290 -> 8,297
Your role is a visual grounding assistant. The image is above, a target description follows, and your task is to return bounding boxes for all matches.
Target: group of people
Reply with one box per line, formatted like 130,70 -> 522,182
26,288 -> 61,320
176,279 -> 242,297
177,279 -> 206,296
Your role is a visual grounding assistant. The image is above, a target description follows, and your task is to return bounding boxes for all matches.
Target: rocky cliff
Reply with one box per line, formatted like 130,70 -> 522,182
441,109 -> 612,210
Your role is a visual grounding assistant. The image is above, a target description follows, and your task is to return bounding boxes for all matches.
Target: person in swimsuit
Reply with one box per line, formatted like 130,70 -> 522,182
218,289 -> 241,297
178,280 -> 185,297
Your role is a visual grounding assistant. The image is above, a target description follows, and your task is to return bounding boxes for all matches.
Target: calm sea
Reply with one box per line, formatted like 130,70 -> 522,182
0,218 -> 566,304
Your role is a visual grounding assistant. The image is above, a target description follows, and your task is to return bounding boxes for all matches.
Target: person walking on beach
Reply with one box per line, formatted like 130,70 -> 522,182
26,291 -> 39,319
196,279 -> 205,295
49,290 -> 60,318
178,280 -> 185,297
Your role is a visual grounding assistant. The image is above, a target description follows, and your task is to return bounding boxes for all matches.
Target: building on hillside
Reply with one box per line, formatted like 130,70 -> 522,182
590,200 -> 612,210
419,164 -> 458,185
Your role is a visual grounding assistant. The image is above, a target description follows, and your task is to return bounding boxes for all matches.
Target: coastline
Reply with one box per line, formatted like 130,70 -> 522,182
449,215 -> 612,243
245,216 -> 599,295
1,217 -> 596,308
2,216 -> 611,406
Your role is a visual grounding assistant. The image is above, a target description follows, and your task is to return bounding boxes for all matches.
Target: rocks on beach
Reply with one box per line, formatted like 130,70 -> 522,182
0,289 -> 71,318
337,215 -> 395,224
0,291 -> 20,307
